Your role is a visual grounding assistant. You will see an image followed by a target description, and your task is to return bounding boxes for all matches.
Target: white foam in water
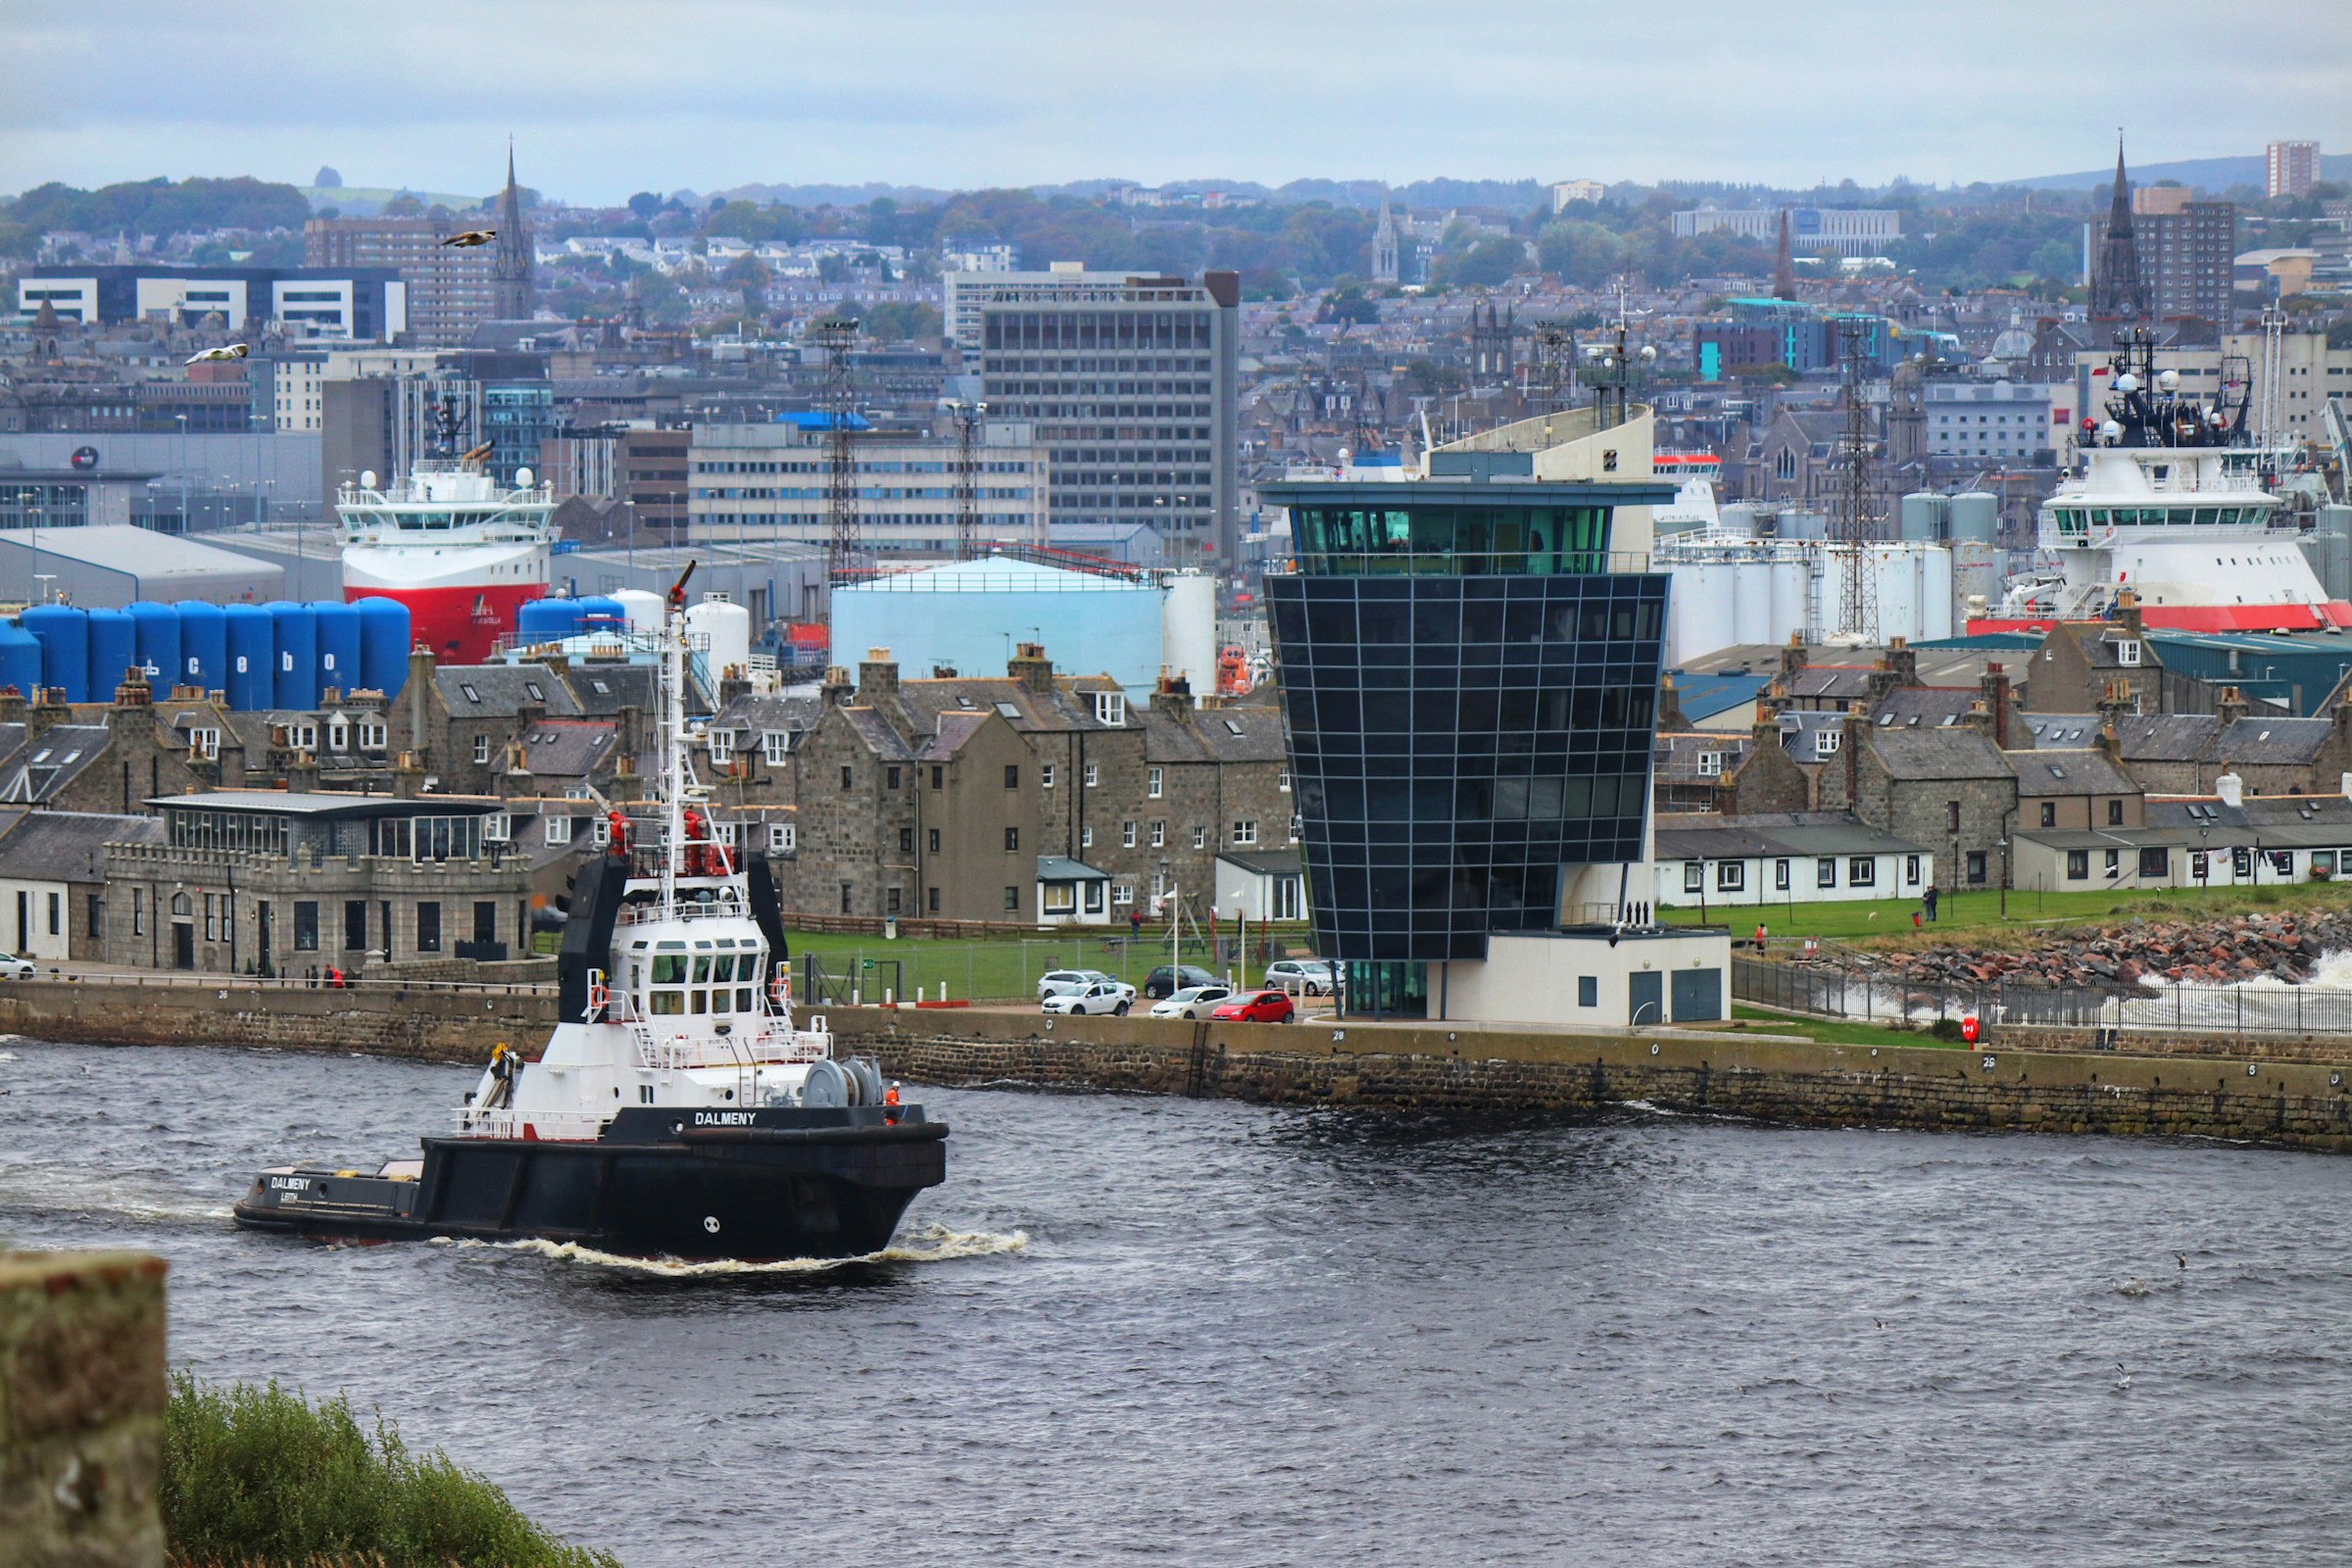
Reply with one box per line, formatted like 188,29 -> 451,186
429,1223 -> 1028,1277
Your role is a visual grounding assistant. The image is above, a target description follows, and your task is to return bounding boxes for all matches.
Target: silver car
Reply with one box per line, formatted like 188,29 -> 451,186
1037,967 -> 1116,1002
1263,959 -> 1335,997
1148,983 -> 1233,1020
1042,980 -> 1137,1016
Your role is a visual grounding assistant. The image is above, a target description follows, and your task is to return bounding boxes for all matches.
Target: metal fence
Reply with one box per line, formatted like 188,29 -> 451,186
1733,955 -> 2352,1038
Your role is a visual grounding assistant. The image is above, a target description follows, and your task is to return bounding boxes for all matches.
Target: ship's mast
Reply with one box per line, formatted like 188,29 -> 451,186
659,562 -> 696,915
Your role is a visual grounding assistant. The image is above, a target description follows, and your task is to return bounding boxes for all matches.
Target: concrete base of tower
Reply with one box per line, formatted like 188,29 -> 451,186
1436,927 -> 1732,1029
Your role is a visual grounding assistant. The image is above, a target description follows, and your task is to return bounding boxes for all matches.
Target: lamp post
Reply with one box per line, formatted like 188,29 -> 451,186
1233,897 -> 1248,991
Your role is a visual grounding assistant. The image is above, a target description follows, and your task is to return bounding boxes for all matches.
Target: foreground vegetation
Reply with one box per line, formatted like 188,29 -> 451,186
164,1372 -> 617,1568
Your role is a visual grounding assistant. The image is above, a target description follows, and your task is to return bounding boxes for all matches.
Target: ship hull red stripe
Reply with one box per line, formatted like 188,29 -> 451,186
347,582 -> 546,664
1970,601 -> 2352,637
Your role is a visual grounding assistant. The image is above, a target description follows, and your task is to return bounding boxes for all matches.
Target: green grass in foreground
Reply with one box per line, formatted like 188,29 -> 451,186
164,1371 -> 617,1568
1663,878 -> 2352,947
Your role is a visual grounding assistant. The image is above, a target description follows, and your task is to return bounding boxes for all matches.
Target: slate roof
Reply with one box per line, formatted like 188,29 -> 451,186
2212,715 -> 2333,765
876,672 -> 1126,738
1140,706 -> 1289,764
1655,810 -> 1929,858
1784,665 -> 1876,703
707,692 -> 819,748
0,810 -> 162,883
514,719 -> 618,781
2048,622 -> 2152,671
566,663 -> 656,717
1869,687 -> 1983,729
0,726 -> 112,804
434,664 -> 583,718
2008,747 -> 2137,797
1868,727 -> 2011,781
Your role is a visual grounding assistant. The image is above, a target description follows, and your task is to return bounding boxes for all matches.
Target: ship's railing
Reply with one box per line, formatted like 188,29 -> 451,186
624,1020 -> 829,1071
454,1108 -> 607,1142
612,895 -> 752,926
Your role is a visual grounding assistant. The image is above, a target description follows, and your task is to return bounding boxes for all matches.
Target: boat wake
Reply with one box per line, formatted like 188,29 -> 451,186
430,1223 -> 1028,1277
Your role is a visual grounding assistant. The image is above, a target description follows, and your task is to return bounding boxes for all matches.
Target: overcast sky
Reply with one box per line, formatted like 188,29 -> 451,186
5,0 -> 2348,202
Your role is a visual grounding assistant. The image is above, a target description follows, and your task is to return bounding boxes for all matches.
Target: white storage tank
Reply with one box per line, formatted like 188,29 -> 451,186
1768,556 -> 1809,644
685,595 -> 754,680
612,589 -> 666,633
1666,561 -> 1731,663
1159,570 -> 1217,690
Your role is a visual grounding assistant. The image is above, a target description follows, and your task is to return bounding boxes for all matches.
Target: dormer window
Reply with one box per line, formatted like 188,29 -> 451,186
1816,730 -> 1839,756
2117,640 -> 2141,666
761,731 -> 789,765
709,731 -> 733,764
1096,692 -> 1127,726
328,719 -> 348,752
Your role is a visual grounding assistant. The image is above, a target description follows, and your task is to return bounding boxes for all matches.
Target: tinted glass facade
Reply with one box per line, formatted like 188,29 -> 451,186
1263,477 -> 1675,984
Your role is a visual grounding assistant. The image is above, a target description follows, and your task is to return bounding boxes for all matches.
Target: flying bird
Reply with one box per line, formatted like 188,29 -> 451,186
185,343 -> 249,365
2113,1362 -> 2132,1391
2176,1252 -> 2188,1270
440,229 -> 497,248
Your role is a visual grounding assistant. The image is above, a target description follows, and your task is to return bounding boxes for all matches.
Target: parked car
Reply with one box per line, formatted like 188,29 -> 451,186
1143,963 -> 1219,1000
0,954 -> 33,980
1043,980 -> 1138,1016
1263,959 -> 1336,997
1209,990 -> 1296,1024
1037,968 -> 1116,1003
1148,983 -> 1233,1020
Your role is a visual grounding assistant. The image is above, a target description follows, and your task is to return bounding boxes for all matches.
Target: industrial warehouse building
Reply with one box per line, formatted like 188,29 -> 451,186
0,525 -> 283,607
828,556 -> 1218,698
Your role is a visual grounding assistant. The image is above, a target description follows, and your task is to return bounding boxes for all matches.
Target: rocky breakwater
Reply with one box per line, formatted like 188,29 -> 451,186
1831,910 -> 2352,990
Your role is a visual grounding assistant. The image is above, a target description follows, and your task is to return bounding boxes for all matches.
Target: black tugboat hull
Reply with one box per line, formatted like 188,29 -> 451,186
234,1113 -> 948,1262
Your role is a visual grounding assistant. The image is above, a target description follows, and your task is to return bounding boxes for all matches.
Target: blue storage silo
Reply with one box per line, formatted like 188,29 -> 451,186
174,601 -> 226,694
21,605 -> 90,703
515,598 -> 583,642
267,602 -> 318,710
0,622 -> 40,697
222,604 -> 272,710
575,595 -> 625,630
313,602 -> 362,699
85,608 -> 136,700
354,597 -> 410,698
127,603 -> 180,689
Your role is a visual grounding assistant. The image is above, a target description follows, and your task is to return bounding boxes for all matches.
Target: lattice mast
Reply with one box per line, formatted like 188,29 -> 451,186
814,315 -> 861,580
946,399 -> 986,561
1834,316 -> 1880,642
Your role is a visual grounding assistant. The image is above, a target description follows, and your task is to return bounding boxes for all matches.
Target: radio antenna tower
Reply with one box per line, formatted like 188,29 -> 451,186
1834,316 -> 1881,642
944,398 -> 987,561
813,314 -> 862,581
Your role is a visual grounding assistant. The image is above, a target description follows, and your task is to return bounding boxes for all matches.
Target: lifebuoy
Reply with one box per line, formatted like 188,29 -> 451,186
586,976 -> 610,1018
769,969 -> 791,1010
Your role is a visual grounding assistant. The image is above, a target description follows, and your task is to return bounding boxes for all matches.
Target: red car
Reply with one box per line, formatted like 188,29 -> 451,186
1209,990 -> 1295,1024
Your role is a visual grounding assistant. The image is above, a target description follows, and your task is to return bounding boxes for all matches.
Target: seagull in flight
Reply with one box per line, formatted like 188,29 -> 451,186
185,343 -> 248,365
2113,1362 -> 2132,1391
440,229 -> 497,248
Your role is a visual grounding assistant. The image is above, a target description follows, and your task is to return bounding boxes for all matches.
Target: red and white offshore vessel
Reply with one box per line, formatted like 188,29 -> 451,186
335,402 -> 554,662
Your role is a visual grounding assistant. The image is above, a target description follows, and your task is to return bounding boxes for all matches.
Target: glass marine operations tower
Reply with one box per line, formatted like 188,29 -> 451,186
1260,456 -> 1680,1019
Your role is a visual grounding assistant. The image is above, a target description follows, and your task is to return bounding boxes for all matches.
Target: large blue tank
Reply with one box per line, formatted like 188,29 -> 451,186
21,605 -> 89,703
354,598 -> 410,698
126,603 -> 180,690
574,595 -> 625,631
85,608 -> 136,700
0,623 -> 41,698
313,602 -> 363,700
515,598 -> 583,642
174,601 -> 226,694
222,604 -> 272,710
267,602 -> 318,710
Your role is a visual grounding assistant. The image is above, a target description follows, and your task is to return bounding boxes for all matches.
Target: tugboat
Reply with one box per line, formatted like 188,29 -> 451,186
234,565 -> 946,1260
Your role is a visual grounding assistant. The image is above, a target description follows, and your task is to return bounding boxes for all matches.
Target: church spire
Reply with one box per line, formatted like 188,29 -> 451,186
1371,190 -> 1400,286
2089,133 -> 2148,323
1772,208 -> 1796,300
491,140 -> 534,321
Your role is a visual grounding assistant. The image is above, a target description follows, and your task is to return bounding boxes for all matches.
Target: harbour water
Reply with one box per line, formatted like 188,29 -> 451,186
4,1038 -> 2349,1565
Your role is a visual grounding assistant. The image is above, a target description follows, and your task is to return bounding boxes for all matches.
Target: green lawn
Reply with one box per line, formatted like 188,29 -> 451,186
781,927 -> 1309,1004
1662,879 -> 2352,949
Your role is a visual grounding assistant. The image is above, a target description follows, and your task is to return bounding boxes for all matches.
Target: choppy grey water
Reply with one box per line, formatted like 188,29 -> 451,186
3,1038 -> 2349,1566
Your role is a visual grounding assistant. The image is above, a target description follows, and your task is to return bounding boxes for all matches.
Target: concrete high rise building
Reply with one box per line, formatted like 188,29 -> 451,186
2138,201 -> 2237,324
956,266 -> 1241,563
2268,140 -> 2321,200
